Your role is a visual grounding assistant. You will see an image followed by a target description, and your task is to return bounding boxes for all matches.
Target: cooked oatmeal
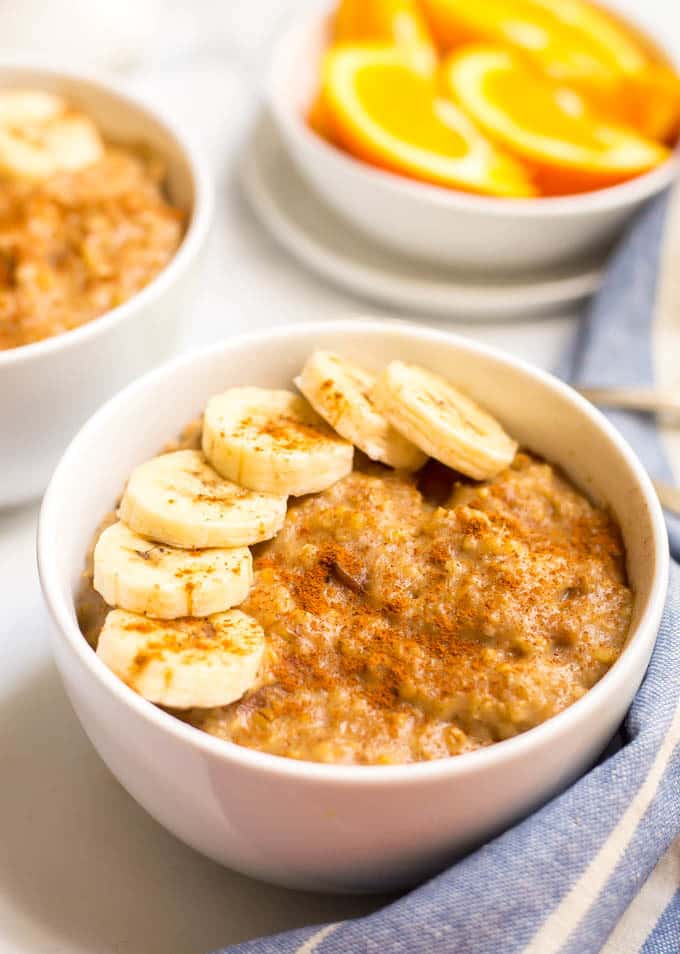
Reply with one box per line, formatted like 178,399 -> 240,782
79,438 -> 633,765
0,145 -> 184,350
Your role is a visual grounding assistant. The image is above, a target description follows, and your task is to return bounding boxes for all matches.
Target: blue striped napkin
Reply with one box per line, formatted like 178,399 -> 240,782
218,188 -> 680,954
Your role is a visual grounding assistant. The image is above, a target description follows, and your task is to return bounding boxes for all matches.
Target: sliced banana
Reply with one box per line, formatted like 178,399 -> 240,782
371,361 -> 517,480
96,608 -> 265,709
39,113 -> 103,172
295,351 -> 427,470
0,90 -> 65,125
118,449 -> 287,549
93,521 -> 253,619
202,387 -> 354,496
0,96 -> 103,182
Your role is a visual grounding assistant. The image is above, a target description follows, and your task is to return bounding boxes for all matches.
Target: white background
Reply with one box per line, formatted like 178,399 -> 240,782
0,1 -> 678,952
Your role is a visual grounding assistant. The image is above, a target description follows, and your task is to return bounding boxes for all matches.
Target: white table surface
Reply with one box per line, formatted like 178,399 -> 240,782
0,2 -> 677,952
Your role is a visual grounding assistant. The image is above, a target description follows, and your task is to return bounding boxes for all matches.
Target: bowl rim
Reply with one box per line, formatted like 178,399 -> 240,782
268,8 -> 680,220
0,61 -> 213,369
38,318 -> 670,786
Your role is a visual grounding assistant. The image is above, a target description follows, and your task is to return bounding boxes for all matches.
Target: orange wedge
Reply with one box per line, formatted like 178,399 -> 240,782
444,46 -> 671,195
309,0 -> 438,145
617,65 -> 680,143
307,91 -> 337,144
333,0 -> 438,73
420,0 -> 680,140
420,0 -> 644,73
322,45 -> 536,197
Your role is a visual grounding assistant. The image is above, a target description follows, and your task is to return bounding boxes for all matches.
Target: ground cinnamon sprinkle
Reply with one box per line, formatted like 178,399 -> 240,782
77,443 -> 632,765
0,146 -> 184,351
234,411 -> 345,453
259,415 -> 338,448
181,452 -> 632,764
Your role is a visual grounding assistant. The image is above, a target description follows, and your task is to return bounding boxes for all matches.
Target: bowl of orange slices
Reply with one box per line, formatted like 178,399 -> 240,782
268,0 -> 679,272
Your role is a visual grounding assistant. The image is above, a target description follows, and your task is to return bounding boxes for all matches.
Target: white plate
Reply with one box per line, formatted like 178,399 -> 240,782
239,114 -> 605,321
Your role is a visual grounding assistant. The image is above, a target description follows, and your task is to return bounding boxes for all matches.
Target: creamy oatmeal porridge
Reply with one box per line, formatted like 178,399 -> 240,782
188,455 -> 631,762
0,90 -> 184,350
78,355 -> 632,765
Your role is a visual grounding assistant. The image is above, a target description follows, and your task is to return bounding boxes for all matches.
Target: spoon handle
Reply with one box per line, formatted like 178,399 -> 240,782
578,387 -> 680,418
653,480 -> 680,517
577,389 -> 680,514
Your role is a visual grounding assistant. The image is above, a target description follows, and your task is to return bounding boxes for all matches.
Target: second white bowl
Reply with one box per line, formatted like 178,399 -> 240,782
0,64 -> 212,507
268,11 -> 678,272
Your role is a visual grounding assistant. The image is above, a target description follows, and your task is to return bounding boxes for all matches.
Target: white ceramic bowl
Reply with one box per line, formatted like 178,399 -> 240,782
38,319 -> 668,893
0,64 -> 212,507
268,10 -> 679,272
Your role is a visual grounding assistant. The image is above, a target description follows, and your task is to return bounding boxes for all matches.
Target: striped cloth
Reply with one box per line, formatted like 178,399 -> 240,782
218,187 -> 680,954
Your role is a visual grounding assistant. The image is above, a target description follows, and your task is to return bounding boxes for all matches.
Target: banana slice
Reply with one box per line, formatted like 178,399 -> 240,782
371,361 -> 517,480
202,387 -> 354,496
0,100 -> 103,182
93,521 -> 253,619
96,608 -> 265,709
118,449 -> 287,549
39,113 -> 104,172
0,90 -> 65,125
295,351 -> 427,470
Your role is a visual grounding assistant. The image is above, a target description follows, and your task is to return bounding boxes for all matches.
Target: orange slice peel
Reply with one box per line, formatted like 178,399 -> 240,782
443,45 -> 671,194
321,44 -> 537,197
420,0 -> 680,141
333,0 -> 438,74
420,0 -> 646,80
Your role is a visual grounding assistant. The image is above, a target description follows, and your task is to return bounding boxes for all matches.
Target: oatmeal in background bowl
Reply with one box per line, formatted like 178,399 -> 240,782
0,67 -> 211,507
0,89 -> 184,351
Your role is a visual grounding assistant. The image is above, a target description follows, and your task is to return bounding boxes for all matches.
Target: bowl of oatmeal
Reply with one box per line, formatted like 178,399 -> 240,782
0,65 -> 212,506
38,319 -> 668,892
